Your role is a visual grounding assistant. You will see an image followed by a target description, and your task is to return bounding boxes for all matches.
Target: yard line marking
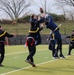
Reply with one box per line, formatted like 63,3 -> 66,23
1,54 -> 74,75
44,57 -> 48,59
1,59 -> 58,75
5,51 -> 28,56
5,50 -> 46,56
37,59 -> 57,66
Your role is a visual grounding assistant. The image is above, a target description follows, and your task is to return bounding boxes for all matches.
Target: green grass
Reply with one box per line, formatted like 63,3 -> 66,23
2,23 -> 30,35
0,45 -> 74,75
1,21 -> 74,35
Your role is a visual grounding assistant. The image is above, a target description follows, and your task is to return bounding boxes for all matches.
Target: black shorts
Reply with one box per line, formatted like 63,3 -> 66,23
69,42 -> 74,48
48,40 -> 55,50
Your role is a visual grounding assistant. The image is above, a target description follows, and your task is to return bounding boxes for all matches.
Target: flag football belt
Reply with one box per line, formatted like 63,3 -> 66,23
25,37 -> 35,46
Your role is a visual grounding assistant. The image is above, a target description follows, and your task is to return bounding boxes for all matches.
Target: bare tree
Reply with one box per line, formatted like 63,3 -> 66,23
55,0 -> 66,19
34,0 -> 55,14
0,0 -> 33,21
56,0 -> 74,20
56,0 -> 74,6
64,7 -> 74,20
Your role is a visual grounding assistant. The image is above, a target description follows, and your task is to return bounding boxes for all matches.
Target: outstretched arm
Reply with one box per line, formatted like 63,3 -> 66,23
5,32 -> 16,37
66,36 -> 70,38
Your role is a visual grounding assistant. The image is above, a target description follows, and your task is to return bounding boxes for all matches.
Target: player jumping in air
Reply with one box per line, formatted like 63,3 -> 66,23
40,7 -> 65,58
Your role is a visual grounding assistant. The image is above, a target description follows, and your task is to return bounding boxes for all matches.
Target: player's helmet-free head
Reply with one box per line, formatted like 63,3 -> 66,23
31,22 -> 36,27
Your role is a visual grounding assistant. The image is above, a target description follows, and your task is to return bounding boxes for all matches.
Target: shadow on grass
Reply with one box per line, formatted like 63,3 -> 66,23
1,65 -> 21,69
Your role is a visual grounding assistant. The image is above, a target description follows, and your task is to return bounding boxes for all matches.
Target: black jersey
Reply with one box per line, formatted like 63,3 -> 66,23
28,26 -> 42,40
0,30 -> 13,42
70,33 -> 74,41
66,32 -> 74,41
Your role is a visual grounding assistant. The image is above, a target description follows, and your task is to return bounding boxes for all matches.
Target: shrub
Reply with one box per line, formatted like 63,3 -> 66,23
0,19 -> 13,24
50,13 -> 65,22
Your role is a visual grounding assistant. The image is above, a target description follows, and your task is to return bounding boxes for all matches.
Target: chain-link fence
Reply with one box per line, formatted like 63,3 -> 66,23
8,34 -> 70,45
4,26 -> 73,45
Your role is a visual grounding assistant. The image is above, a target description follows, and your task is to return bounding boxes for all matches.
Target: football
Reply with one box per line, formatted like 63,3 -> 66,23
40,7 -> 44,13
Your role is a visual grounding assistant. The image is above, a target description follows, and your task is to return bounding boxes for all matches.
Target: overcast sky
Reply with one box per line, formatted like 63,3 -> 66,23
30,0 -> 63,14
0,0 -> 63,19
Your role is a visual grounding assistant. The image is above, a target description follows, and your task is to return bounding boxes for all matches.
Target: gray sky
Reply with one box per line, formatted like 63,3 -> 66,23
0,0 -> 63,19
30,0 -> 63,14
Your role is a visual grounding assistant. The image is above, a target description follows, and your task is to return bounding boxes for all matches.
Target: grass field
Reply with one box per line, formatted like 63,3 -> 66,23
2,21 -> 74,35
0,45 -> 74,75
